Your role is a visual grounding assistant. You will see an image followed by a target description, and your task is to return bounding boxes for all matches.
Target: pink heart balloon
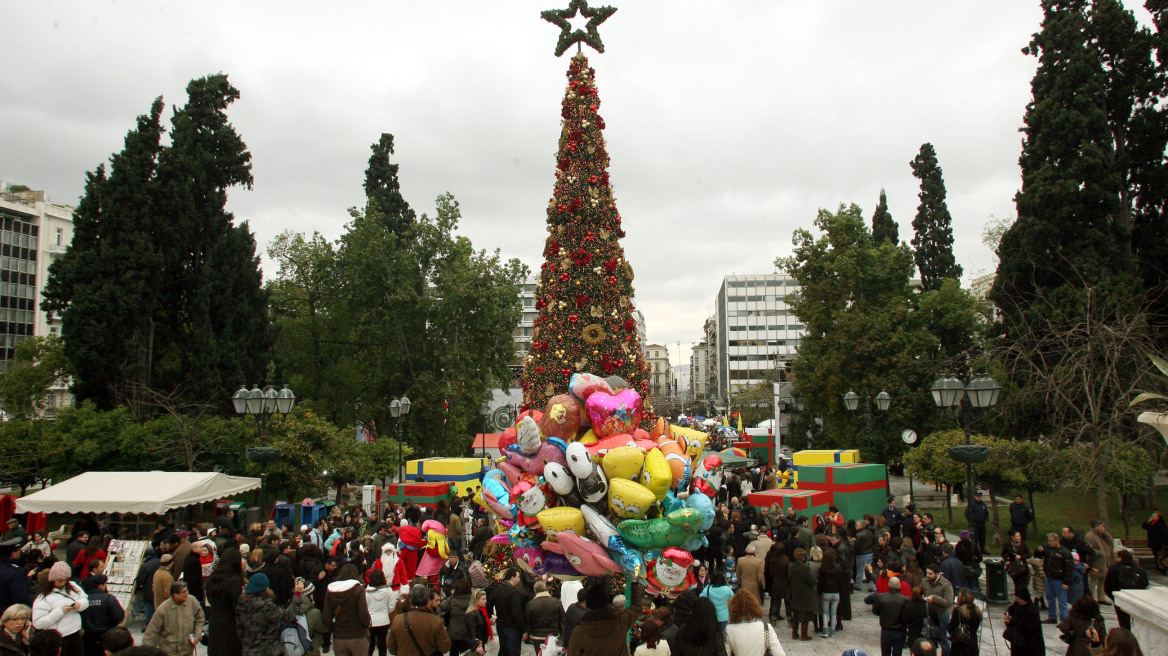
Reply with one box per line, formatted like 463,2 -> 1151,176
585,389 -> 643,438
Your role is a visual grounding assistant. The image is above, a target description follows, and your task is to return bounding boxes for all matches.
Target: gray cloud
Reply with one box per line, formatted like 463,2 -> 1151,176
2,0 -> 1153,367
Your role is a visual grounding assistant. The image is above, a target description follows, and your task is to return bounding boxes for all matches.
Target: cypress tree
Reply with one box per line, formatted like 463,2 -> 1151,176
363,133 -> 416,236
910,143 -> 962,291
43,99 -> 167,413
44,75 -> 269,414
871,188 -> 898,246
154,75 -> 269,406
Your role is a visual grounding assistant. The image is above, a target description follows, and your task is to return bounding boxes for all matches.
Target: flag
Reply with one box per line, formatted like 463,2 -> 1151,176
737,415 -> 743,433
722,415 -> 729,426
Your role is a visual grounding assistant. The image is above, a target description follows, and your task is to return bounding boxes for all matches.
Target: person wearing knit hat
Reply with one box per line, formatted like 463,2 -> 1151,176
236,575 -> 309,656
32,561 -> 89,656
244,573 -> 270,596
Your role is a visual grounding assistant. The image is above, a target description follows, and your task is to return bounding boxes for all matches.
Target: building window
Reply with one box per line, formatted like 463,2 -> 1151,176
55,227 -> 63,246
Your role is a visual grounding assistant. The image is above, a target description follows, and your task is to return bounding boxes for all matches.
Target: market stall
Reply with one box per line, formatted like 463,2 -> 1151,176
15,471 -> 261,515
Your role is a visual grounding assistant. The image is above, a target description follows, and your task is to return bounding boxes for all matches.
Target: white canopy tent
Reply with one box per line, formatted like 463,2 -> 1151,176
15,471 -> 261,515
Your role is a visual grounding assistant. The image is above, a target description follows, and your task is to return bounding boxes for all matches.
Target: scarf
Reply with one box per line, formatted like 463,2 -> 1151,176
479,605 -> 492,641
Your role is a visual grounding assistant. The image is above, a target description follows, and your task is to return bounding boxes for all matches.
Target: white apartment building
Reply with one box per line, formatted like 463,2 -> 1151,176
712,273 -> 806,407
645,343 -> 672,402
690,341 -> 708,402
0,181 -> 75,413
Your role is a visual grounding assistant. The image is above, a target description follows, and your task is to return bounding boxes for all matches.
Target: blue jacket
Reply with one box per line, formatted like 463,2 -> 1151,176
882,507 -> 904,530
0,557 -> 33,617
941,555 -> 965,589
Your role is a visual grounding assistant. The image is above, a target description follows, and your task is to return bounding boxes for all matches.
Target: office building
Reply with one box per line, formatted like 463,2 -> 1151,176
712,272 -> 805,407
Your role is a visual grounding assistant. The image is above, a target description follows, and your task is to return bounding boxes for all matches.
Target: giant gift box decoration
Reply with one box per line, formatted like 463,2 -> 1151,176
790,449 -> 862,467
794,463 -> 887,520
746,488 -> 831,519
386,481 -> 454,509
405,457 -> 489,496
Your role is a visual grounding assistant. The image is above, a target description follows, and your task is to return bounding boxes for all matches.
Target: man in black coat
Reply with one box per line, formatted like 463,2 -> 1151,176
2,519 -> 26,544
882,498 -> 904,539
1009,494 -> 1035,542
0,538 -> 33,616
488,569 -> 525,656
562,587 -> 587,650
872,577 -> 909,656
1103,550 -> 1149,630
1034,533 -> 1073,624
66,532 -> 90,579
964,491 -> 989,552
212,510 -> 236,541
468,518 -> 493,563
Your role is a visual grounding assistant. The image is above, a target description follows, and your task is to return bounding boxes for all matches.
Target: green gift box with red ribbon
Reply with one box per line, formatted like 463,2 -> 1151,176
746,488 -> 831,520
794,463 -> 888,520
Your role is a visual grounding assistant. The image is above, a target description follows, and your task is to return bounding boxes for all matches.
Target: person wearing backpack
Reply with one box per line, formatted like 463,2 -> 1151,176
235,573 -> 310,656
1103,550 -> 1149,631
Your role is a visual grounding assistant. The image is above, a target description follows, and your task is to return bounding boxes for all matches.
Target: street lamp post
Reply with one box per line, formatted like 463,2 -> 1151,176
232,384 -> 296,514
843,389 -> 891,459
930,373 -> 1001,514
389,396 -> 411,483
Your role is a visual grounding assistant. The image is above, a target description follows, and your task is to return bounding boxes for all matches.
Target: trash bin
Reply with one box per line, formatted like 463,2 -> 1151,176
985,559 -> 1009,602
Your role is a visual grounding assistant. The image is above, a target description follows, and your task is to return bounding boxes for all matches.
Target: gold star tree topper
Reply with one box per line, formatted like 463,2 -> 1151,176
541,0 -> 617,57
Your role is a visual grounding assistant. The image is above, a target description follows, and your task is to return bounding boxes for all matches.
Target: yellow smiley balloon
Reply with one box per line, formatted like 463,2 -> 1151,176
607,478 -> 656,520
602,445 -> 646,481
640,447 -> 672,500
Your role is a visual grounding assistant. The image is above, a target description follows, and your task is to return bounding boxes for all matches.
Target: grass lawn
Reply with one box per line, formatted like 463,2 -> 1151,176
917,484 -> 1168,547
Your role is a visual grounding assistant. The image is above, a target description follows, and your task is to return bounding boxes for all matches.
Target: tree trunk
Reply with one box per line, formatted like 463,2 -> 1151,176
1095,466 -> 1109,526
988,482 -> 1002,549
1029,490 -> 1039,531
1120,493 -> 1131,539
945,485 -> 954,526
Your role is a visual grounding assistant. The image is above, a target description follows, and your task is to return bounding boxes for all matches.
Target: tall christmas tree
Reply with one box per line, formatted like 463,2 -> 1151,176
520,1 -> 650,414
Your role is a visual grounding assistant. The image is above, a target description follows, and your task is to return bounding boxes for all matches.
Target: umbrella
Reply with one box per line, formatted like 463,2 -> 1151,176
702,418 -> 718,427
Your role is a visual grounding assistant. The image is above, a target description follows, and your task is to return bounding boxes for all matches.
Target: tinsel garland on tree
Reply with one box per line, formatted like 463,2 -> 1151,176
519,52 -> 651,417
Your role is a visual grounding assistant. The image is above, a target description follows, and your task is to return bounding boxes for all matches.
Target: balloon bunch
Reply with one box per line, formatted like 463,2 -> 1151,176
475,372 -> 724,597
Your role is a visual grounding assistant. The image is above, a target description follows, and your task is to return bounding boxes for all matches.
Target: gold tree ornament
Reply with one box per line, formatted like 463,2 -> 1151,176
542,0 -> 617,57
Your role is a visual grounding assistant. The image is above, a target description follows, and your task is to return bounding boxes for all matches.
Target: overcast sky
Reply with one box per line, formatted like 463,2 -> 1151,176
2,1 -> 1156,368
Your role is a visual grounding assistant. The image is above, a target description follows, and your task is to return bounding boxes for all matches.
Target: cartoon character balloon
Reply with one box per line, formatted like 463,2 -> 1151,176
473,370 -> 720,582
645,547 -> 697,597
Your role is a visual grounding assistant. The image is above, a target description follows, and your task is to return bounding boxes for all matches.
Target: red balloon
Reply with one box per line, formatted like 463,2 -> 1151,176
497,426 -> 518,456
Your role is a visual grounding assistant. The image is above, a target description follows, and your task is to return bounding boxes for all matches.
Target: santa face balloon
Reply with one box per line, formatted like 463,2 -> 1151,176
513,480 -> 548,517
657,548 -> 692,586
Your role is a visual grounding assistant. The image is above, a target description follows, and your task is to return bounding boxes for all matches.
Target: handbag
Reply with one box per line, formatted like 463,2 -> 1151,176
1006,559 -> 1028,578
763,622 -> 772,656
921,614 -> 942,640
951,615 -> 971,643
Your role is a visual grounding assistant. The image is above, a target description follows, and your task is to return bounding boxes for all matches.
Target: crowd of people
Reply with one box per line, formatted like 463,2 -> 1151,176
0,479 -> 1159,656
